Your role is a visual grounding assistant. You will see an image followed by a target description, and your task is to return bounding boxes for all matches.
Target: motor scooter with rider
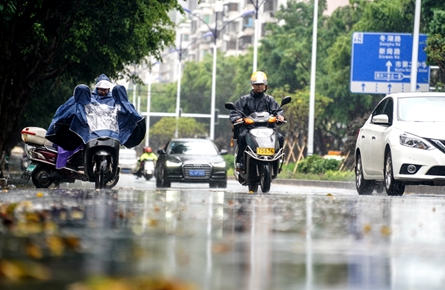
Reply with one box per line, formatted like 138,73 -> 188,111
134,146 -> 157,181
21,79 -> 145,189
225,71 -> 291,193
225,96 -> 291,193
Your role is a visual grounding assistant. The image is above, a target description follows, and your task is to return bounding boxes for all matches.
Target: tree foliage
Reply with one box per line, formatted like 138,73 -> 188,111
0,0 -> 181,159
2,0 -> 445,174
149,117 -> 207,150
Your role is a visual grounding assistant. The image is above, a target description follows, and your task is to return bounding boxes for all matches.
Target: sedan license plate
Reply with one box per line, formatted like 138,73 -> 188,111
257,147 -> 275,156
189,169 -> 205,177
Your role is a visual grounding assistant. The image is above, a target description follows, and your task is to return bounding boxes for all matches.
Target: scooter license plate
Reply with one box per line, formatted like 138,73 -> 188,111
257,147 -> 275,155
189,170 -> 205,177
25,164 -> 37,173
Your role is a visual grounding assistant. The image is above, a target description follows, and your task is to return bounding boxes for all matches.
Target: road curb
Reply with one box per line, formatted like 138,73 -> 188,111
273,179 -> 356,189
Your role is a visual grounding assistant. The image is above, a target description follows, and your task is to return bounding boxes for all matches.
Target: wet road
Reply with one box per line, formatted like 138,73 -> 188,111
1,175 -> 445,289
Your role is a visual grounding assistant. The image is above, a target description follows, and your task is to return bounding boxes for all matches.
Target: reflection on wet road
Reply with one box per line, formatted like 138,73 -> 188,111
1,180 -> 445,289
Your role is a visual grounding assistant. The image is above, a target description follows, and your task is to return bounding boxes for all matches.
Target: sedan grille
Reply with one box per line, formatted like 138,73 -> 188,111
183,164 -> 212,179
427,138 -> 445,154
426,166 -> 445,176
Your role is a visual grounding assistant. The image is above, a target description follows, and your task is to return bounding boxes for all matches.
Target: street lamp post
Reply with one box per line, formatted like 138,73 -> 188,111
146,65 -> 152,146
175,35 -> 182,138
250,0 -> 266,73
174,31 -> 213,138
183,7 -> 254,140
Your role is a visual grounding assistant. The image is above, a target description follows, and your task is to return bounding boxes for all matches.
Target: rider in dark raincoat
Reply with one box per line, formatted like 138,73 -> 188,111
229,71 -> 285,172
46,74 -> 146,169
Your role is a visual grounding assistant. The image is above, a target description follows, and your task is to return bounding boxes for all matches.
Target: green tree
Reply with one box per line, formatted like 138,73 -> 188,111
259,0 -> 327,93
317,3 -> 376,153
423,0 -> 445,88
0,0 -> 181,172
149,117 -> 207,150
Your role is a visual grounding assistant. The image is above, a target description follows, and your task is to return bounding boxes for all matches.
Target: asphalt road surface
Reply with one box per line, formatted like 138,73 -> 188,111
1,170 -> 445,290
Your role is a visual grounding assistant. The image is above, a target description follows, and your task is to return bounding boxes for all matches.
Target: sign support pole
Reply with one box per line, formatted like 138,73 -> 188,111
410,0 -> 421,92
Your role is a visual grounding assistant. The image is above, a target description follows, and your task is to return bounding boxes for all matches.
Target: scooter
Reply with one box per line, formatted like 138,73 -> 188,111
20,127 -> 119,189
134,159 -> 155,181
225,96 -> 291,193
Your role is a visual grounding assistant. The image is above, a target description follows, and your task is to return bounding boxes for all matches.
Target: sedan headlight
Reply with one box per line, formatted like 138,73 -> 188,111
212,161 -> 226,168
166,160 -> 182,167
399,133 -> 432,150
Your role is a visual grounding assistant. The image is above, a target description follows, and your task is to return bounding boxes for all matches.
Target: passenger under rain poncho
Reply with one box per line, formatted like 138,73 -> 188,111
46,81 -> 146,169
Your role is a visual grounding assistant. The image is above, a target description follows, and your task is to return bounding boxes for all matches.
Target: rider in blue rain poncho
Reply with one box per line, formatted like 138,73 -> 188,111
46,74 -> 146,168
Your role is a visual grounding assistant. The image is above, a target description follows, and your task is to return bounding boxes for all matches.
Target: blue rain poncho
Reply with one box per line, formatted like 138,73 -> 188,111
46,84 -> 146,151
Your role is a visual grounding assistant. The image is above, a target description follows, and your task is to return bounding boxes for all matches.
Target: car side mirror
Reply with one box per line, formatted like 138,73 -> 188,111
372,114 -> 389,125
157,149 -> 166,155
220,149 -> 228,155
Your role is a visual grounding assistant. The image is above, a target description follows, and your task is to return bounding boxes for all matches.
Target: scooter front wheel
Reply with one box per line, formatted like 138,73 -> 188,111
260,164 -> 271,193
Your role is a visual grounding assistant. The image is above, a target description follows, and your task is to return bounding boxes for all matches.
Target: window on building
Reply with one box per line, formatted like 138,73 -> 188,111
227,21 -> 239,33
243,17 -> 253,29
263,0 -> 276,12
203,14 -> 211,24
226,3 -> 238,12
239,35 -> 252,49
226,40 -> 237,50
191,21 -> 198,34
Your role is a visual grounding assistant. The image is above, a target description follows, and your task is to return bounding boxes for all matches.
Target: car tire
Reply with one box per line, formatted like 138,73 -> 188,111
156,167 -> 170,188
156,177 -> 163,187
355,153 -> 374,195
384,150 -> 405,196
210,180 -> 227,188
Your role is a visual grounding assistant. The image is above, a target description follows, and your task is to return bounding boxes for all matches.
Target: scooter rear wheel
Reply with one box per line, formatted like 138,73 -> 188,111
95,157 -> 108,189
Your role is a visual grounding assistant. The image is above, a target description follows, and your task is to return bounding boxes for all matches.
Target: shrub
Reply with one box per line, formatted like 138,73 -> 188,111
295,155 -> 341,174
222,154 -> 235,168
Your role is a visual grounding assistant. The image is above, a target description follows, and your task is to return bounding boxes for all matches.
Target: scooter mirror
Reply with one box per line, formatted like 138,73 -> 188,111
225,102 -> 236,110
281,96 -> 292,106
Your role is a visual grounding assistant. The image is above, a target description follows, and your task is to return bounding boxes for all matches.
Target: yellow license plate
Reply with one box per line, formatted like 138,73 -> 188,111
257,147 -> 275,155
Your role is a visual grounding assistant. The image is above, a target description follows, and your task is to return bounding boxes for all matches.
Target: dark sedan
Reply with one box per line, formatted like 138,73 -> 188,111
155,138 -> 227,188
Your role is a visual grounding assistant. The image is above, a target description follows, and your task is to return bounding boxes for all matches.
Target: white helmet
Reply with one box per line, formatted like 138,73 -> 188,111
96,80 -> 113,89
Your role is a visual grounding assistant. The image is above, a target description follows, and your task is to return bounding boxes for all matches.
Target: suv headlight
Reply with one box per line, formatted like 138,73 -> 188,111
212,161 -> 226,168
399,133 -> 432,150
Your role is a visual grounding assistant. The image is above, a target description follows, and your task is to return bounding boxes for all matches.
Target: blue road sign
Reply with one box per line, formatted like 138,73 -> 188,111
350,32 -> 430,94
